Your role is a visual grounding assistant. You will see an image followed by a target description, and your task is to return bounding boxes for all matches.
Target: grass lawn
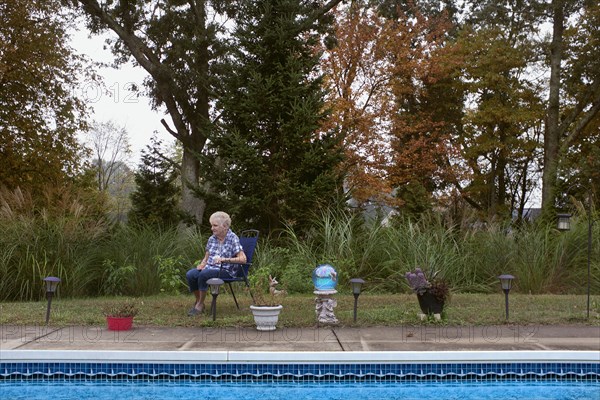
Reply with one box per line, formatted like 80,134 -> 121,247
1,292 -> 599,328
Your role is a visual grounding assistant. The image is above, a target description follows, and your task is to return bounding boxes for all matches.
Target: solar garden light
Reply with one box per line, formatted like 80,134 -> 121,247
350,278 -> 365,323
43,277 -> 61,325
498,274 -> 515,321
207,278 -> 224,321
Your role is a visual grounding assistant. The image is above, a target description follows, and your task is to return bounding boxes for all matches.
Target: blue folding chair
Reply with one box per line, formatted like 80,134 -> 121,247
219,229 -> 258,309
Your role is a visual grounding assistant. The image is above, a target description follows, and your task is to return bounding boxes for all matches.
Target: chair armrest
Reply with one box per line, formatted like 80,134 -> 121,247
219,262 -> 250,279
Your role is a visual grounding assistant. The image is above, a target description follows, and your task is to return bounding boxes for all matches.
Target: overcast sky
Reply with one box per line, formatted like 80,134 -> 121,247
70,25 -> 175,165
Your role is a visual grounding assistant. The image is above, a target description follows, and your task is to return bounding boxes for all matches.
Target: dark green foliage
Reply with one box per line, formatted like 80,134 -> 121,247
0,0 -> 90,199
455,0 -> 546,219
129,136 -> 180,228
374,0 -> 461,23
202,0 -> 345,234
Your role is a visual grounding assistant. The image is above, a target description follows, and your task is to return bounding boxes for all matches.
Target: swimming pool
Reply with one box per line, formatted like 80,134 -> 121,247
2,380 -> 599,400
2,350 -> 598,399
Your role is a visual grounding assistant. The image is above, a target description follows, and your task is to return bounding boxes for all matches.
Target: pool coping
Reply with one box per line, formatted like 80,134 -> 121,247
2,350 -> 599,363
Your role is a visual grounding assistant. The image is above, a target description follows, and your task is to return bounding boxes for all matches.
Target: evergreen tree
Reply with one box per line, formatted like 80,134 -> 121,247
129,137 -> 180,228
75,0 -> 342,225
204,0 -> 346,233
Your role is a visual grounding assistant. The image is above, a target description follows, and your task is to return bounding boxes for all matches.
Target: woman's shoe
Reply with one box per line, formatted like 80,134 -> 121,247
187,307 -> 199,316
187,303 -> 204,316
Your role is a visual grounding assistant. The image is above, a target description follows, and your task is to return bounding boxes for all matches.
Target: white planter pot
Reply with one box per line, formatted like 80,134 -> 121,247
250,305 -> 283,331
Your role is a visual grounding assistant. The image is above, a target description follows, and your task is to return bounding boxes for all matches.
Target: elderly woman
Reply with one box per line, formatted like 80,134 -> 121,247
186,211 -> 246,316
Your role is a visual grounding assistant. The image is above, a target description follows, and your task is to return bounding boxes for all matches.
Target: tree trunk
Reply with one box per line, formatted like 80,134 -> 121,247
541,0 -> 564,211
181,147 -> 205,224
76,0 -> 211,224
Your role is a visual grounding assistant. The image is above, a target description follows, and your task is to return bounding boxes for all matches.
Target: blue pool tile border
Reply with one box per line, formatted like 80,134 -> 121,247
2,362 -> 599,381
2,350 -> 598,382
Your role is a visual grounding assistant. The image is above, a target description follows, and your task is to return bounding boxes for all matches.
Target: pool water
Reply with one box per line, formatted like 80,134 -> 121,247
1,380 -> 599,400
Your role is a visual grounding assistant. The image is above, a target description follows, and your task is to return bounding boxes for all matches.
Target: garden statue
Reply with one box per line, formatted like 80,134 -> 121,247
269,275 -> 287,297
312,264 -> 339,324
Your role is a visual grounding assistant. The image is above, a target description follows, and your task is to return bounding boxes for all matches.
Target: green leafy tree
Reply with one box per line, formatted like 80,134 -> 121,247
543,0 -> 600,212
129,136 -> 180,228
204,0 -> 346,233
455,0 -> 546,219
74,0 -> 234,224
0,0 -> 90,199
73,0 -> 343,226
559,2 -> 600,205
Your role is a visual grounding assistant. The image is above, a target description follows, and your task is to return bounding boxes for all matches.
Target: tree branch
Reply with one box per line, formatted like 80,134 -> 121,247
161,119 -> 180,140
75,0 -> 189,140
294,0 -> 345,35
559,78 -> 600,154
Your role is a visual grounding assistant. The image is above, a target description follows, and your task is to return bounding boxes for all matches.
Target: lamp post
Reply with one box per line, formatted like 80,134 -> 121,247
43,277 -> 61,325
498,275 -> 515,321
556,213 -> 572,231
349,278 -> 365,323
207,278 -> 224,321
557,184 -> 595,319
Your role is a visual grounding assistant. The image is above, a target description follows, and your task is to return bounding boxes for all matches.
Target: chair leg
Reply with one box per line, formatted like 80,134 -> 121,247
228,282 -> 240,310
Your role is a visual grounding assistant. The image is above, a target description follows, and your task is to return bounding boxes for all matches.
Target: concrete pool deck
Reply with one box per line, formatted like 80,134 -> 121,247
2,325 -> 599,353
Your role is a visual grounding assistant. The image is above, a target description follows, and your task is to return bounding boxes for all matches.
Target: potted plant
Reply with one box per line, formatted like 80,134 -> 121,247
405,267 -> 450,321
249,275 -> 285,331
102,299 -> 139,331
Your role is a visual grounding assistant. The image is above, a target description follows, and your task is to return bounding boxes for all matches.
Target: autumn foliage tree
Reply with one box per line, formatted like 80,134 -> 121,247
321,4 -> 395,206
0,0 -> 89,200
70,0 -> 598,223
322,2 -> 463,215
384,5 -> 463,216
325,0 -> 598,221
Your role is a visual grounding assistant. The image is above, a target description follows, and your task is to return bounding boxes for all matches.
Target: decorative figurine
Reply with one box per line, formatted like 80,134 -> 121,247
312,264 -> 339,324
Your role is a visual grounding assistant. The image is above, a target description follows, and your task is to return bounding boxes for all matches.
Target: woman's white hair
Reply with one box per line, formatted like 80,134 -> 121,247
209,211 -> 231,228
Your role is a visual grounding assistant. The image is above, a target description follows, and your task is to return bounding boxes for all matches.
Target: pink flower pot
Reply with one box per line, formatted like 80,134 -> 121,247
106,316 -> 134,331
